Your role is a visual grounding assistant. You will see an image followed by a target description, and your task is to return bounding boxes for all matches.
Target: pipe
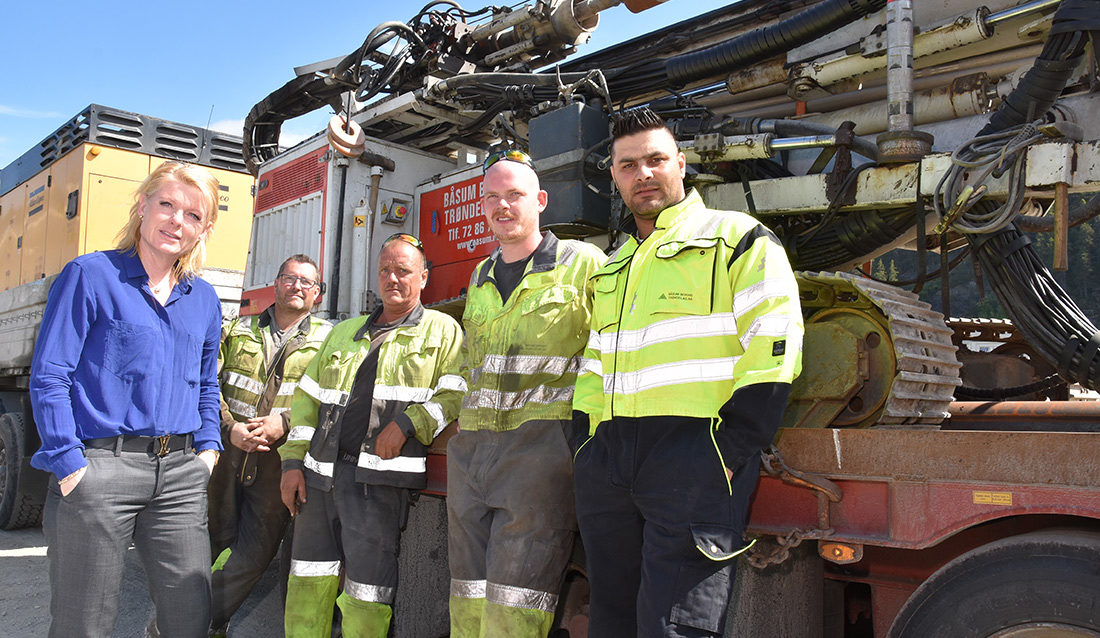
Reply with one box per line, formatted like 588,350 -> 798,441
706,44 -> 1041,111
946,400 -> 1100,432
884,0 -> 916,132
327,158 -> 350,320
985,0 -> 1061,27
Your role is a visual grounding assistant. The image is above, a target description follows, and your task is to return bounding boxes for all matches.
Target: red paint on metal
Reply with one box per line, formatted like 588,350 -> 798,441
240,285 -> 275,317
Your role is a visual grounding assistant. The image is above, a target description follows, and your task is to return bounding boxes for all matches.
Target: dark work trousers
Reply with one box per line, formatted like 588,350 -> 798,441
573,417 -> 761,638
42,444 -> 212,638
207,446 -> 290,629
285,459 -> 409,635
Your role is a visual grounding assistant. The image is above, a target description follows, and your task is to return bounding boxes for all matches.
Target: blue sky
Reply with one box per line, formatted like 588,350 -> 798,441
0,0 -> 729,170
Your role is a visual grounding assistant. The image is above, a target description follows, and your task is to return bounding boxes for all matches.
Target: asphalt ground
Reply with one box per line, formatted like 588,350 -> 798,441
0,527 -> 284,638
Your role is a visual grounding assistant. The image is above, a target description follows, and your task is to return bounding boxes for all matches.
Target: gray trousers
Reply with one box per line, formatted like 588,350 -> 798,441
446,419 -> 577,609
43,445 -> 213,638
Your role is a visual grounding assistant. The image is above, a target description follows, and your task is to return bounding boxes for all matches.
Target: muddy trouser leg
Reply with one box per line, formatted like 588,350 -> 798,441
210,451 -> 290,629
448,421 -> 576,638
333,465 -> 405,638
577,417 -> 760,638
285,473 -> 341,638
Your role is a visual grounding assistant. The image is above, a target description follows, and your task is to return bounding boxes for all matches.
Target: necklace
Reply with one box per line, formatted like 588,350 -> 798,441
150,278 -> 172,295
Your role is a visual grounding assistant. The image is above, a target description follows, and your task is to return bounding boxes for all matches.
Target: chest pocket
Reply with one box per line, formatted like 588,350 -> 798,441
283,341 -> 320,381
103,319 -> 158,381
223,339 -> 263,377
519,285 -> 583,349
462,293 -> 492,364
388,331 -> 442,390
319,350 -> 359,400
651,238 -> 719,316
590,261 -> 629,334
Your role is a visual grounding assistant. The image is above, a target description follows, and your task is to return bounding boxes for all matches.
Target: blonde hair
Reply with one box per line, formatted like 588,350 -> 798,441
116,161 -> 220,280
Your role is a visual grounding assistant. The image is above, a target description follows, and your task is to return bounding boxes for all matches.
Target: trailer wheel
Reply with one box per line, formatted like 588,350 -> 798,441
0,412 -> 43,529
888,529 -> 1100,638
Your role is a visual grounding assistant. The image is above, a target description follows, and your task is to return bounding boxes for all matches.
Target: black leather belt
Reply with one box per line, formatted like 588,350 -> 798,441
84,434 -> 193,457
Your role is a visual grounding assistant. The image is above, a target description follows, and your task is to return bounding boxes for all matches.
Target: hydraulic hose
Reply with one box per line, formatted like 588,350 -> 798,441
956,0 -> 1100,388
664,0 -> 887,88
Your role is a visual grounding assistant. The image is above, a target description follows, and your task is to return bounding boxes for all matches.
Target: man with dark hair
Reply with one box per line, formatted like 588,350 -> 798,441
572,108 -> 804,637
208,254 -> 331,636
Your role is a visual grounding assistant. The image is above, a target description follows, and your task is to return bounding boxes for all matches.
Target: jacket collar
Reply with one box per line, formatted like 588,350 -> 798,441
354,302 -> 424,341
475,231 -> 559,287
119,249 -> 192,294
257,306 -> 312,334
649,189 -> 702,237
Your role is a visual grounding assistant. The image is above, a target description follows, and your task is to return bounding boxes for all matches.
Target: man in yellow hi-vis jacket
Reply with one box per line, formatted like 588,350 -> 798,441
279,235 -> 466,637
208,254 -> 330,636
572,108 -> 804,638
446,149 -> 606,637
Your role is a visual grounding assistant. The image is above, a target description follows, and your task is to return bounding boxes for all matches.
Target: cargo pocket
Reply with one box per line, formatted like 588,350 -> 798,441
668,523 -> 749,631
668,563 -> 731,632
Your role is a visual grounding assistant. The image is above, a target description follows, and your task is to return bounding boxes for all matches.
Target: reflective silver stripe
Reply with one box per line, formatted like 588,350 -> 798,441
739,315 -> 795,350
299,375 -> 349,406
358,452 -> 427,474
733,278 -> 798,321
373,385 -> 433,403
270,406 -> 290,415
594,314 -> 738,355
578,357 -> 602,377
462,384 -> 574,411
586,330 -> 601,351
224,371 -> 264,395
451,578 -> 487,599
290,559 -> 341,577
423,401 -> 449,437
344,578 -> 395,604
486,582 -> 558,614
437,374 -> 467,392
225,397 -> 257,419
277,381 -> 298,396
287,426 -> 314,442
478,354 -> 578,377
303,451 -> 334,477
603,357 -> 739,395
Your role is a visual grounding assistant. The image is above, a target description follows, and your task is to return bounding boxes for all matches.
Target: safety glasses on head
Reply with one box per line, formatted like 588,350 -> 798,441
382,232 -> 425,254
482,148 -> 535,173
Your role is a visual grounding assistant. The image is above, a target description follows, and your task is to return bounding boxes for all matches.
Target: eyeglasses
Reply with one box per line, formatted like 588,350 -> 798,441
276,274 -> 319,289
382,233 -> 425,253
482,148 -> 535,173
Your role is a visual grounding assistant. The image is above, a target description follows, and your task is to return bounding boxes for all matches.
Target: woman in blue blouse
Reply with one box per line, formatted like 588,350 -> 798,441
30,161 -> 225,637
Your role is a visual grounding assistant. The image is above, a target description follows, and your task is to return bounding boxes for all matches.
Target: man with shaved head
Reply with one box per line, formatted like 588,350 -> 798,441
445,149 -> 605,636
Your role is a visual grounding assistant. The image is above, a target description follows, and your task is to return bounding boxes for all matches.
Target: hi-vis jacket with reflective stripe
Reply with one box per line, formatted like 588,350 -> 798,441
219,309 -> 332,434
573,190 -> 804,468
279,305 -> 465,490
454,232 -> 606,432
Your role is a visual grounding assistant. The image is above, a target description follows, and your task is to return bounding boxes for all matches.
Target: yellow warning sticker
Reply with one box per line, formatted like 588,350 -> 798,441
353,215 -> 366,227
973,491 -> 1013,506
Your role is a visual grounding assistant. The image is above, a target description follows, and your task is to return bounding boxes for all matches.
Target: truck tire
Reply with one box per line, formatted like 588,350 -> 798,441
0,412 -> 43,530
888,529 -> 1100,637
